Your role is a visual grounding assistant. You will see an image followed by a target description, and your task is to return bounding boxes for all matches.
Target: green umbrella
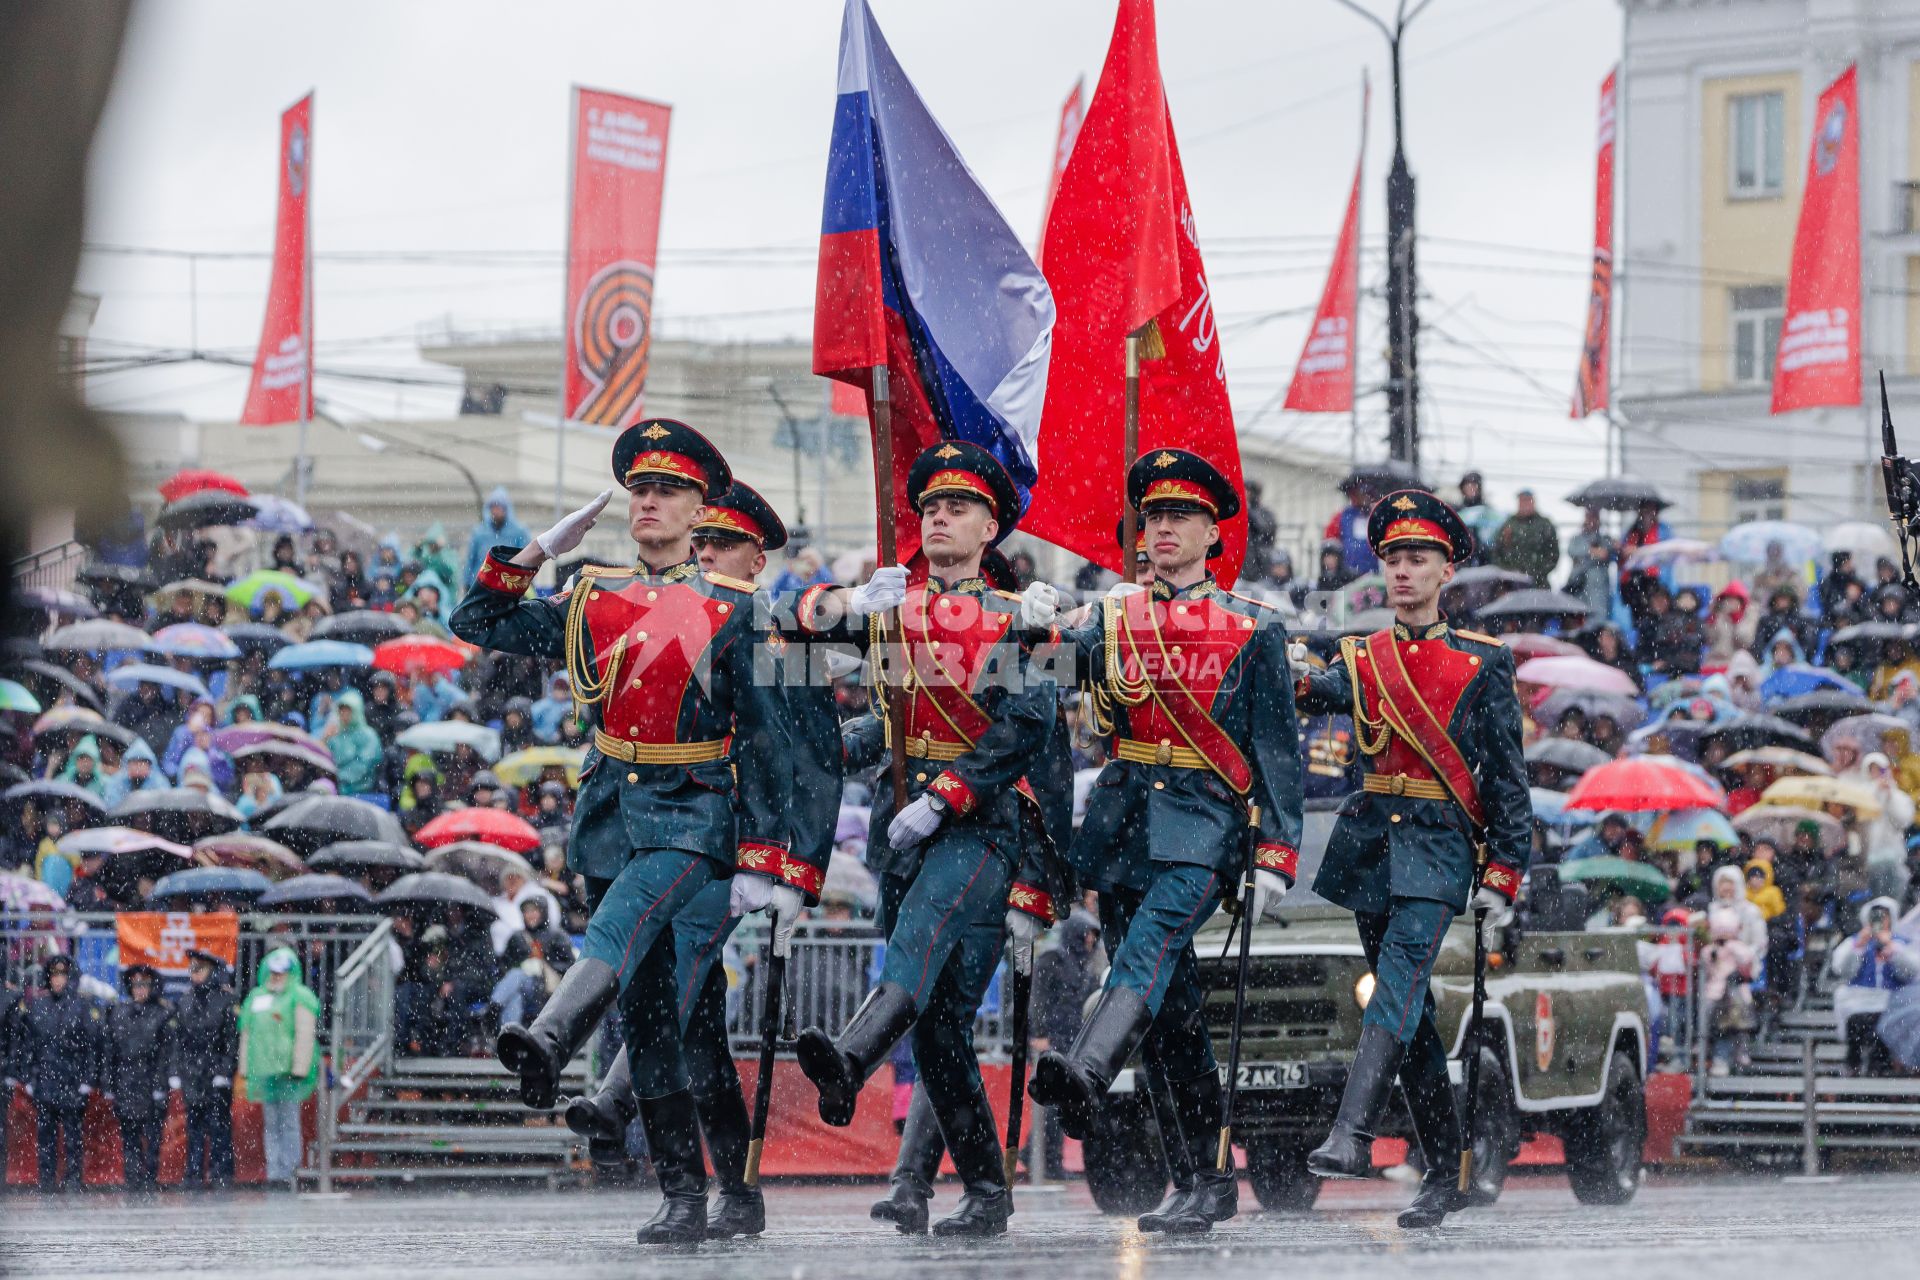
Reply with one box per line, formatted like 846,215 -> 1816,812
1559,855 -> 1673,902
0,678 -> 42,714
225,570 -> 318,611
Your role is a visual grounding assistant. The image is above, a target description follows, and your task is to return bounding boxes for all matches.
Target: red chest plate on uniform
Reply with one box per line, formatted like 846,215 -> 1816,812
900,586 -> 1010,741
1354,637 -> 1480,779
1117,590 -> 1256,744
583,580 -> 731,742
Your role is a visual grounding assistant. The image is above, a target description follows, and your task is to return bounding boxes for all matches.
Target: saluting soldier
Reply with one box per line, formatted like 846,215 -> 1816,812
1029,448 -> 1305,1236
789,440 -> 1063,1239
562,481 -> 842,1240
1290,490 -> 1531,1229
450,420 -> 792,1245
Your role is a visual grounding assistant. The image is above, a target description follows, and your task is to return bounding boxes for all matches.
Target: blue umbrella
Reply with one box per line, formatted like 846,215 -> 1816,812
1641,807 -> 1740,851
246,495 -> 314,534
104,663 -> 211,701
149,866 -> 272,902
1718,519 -> 1822,567
1760,663 -> 1857,700
150,623 -> 242,661
269,640 -> 374,672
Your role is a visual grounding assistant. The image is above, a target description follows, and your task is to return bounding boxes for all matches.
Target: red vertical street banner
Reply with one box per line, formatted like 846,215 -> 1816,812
1035,78 -> 1085,265
1023,0 -> 1246,584
1571,67 -> 1617,418
563,88 -> 672,427
1284,83 -> 1367,414
1773,64 -> 1861,413
240,94 -> 312,426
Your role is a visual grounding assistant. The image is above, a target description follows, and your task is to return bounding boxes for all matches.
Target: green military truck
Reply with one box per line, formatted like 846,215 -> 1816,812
1084,801 -> 1649,1213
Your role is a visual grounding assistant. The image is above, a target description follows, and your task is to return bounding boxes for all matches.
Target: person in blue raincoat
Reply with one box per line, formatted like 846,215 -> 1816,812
462,486 -> 532,588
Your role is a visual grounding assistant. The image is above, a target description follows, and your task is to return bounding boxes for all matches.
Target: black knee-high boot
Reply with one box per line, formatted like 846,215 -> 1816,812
696,1073 -> 763,1238
1396,1030 -> 1467,1228
636,1090 -> 709,1245
1027,987 -> 1152,1141
565,1044 -> 637,1163
929,1087 -> 1012,1239
497,958 -> 618,1110
872,1083 -> 945,1234
1142,1067 -> 1238,1234
794,983 -> 918,1127
1308,1024 -> 1405,1179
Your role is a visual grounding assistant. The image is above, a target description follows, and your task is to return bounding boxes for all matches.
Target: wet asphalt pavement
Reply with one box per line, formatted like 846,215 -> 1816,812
5,1173 -> 1917,1279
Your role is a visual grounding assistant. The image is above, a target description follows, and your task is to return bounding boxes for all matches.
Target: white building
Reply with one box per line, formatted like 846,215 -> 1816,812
1617,0 -> 1920,537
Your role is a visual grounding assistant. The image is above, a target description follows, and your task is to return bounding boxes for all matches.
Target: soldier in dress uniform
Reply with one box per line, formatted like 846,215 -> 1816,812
450,420 -> 793,1245
1028,448 -> 1305,1236
561,480 -> 842,1240
1289,489 -> 1531,1229
789,440 -> 1064,1239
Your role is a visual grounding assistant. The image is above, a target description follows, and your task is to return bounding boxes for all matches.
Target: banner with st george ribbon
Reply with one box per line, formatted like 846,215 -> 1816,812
563,88 -> 672,430
1772,64 -> 1861,414
1571,67 -> 1616,419
1285,79 -> 1367,416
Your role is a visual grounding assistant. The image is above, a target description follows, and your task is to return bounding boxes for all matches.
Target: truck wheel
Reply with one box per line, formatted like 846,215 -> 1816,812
1244,1135 -> 1322,1211
1460,1043 -> 1514,1207
1565,1050 -> 1645,1205
1082,1091 -> 1170,1215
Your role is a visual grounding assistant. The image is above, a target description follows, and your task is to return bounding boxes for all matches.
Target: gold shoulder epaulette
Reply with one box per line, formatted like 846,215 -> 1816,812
703,570 -> 758,593
1454,628 -> 1503,646
578,564 -> 633,582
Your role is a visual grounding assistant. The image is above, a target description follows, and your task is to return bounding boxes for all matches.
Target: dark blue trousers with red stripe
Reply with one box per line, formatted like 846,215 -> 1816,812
1099,867 -> 1221,1085
1355,898 -> 1456,1044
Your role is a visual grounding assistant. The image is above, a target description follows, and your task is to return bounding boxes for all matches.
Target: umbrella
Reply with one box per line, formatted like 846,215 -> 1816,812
0,678 -> 42,714
258,873 -> 373,911
31,705 -> 107,741
228,570 -> 319,612
158,469 -> 248,503
45,620 -> 151,653
1474,589 -> 1591,622
232,740 -> 338,777
77,562 -> 156,591
1524,738 -> 1613,776
494,745 -> 587,788
1440,566 -> 1530,614
1827,622 -> 1912,646
1534,690 -> 1648,733
1565,757 -> 1725,813
1623,538 -> 1717,572
1558,856 -> 1673,901
1647,677 -> 1707,711
17,587 -> 97,619
414,808 -> 541,854
221,622 -> 293,656
157,489 -> 258,530
1821,714 -> 1915,759
308,840 -> 425,875
375,871 -> 498,914
1824,521 -> 1896,562
150,623 -> 241,661
153,578 -> 229,603
1733,804 -> 1847,854
1505,633 -> 1584,659
149,866 -> 272,904
55,827 -> 192,859
3,779 -> 107,813
1339,460 -> 1427,493
5,659 -> 104,712
424,841 -> 538,895
1720,747 -> 1833,778
269,640 -> 374,672
396,721 -> 501,762
1772,688 -> 1876,729
1626,719 -> 1706,764
0,872 -> 65,912
1642,808 -> 1739,852
1699,713 -> 1815,754
1566,478 -> 1669,511
192,834 -> 307,881
310,610 -> 413,644
105,663 -> 211,702
108,787 -> 245,836
1514,654 -> 1639,695
373,634 -> 473,677
1761,775 -> 1883,820
1875,985 -> 1920,1070
263,795 -> 408,854
247,495 -> 314,534
210,721 -> 328,757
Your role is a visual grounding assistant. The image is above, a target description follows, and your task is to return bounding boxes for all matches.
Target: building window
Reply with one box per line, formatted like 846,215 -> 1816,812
1730,474 -> 1787,525
1730,284 -> 1784,386
1729,91 -> 1785,198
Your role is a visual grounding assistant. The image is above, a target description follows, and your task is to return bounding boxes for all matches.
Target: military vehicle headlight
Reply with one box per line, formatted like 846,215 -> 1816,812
1354,972 -> 1376,1009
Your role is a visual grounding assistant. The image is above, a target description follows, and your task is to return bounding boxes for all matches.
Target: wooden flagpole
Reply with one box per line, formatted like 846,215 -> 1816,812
870,364 -> 910,811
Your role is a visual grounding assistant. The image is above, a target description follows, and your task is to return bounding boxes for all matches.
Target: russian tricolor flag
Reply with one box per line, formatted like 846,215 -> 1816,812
813,0 -> 1054,560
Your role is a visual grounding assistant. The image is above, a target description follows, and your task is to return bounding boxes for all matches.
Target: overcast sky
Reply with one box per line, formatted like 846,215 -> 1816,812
78,0 -> 1623,516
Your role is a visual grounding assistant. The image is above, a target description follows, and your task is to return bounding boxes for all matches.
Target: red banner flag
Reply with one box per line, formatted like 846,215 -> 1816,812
1035,78 -> 1085,265
240,94 -> 312,427
1571,67 -> 1617,418
1284,83 -> 1367,414
1022,0 -> 1246,584
1773,64 -> 1861,413
563,88 -> 672,428
115,912 -> 239,979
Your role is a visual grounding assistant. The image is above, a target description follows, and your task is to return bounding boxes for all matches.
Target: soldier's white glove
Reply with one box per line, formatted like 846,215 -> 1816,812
1006,910 -> 1041,975
1287,641 -> 1314,679
1105,581 -> 1146,602
212,1076 -> 231,1089
728,872 -> 778,918
887,793 -> 947,849
169,1077 -> 182,1091
1472,886 -> 1515,943
534,488 -> 616,559
1020,581 -> 1060,628
79,1084 -> 92,1097
1249,869 -> 1291,922
848,565 -> 910,619
24,1084 -> 33,1098
770,884 -> 805,959
152,1090 -> 165,1102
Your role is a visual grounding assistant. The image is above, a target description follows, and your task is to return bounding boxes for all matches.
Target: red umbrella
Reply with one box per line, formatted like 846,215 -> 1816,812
414,808 -> 541,854
159,469 -> 249,504
373,634 -> 475,677
1564,757 -> 1726,814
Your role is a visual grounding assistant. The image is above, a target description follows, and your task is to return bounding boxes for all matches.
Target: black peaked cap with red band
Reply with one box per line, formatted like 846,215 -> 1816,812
695,481 -> 788,552
1125,448 -> 1242,523
1367,488 -> 1473,565
907,439 -> 1022,533
611,417 -> 732,498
